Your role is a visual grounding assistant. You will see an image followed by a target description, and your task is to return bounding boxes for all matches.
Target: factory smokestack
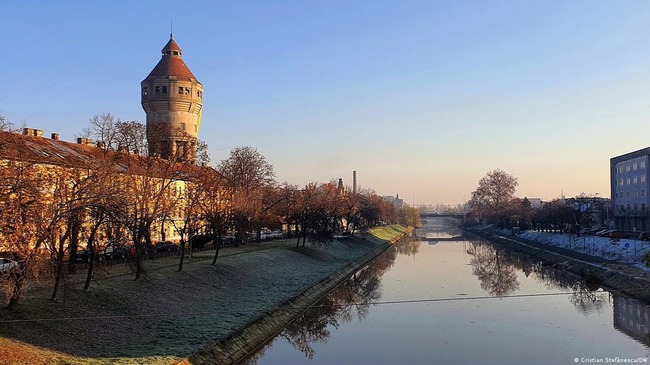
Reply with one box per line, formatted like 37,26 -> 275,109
353,170 -> 357,194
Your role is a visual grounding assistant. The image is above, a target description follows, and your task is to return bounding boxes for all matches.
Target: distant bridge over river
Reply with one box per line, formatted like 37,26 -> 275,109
416,235 -> 466,243
420,212 -> 466,218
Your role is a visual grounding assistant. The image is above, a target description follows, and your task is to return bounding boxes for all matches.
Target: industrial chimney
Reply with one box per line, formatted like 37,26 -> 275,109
353,170 -> 357,194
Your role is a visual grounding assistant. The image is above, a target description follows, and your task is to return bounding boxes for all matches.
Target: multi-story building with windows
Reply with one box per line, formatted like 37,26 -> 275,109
611,147 -> 650,232
141,33 -> 203,163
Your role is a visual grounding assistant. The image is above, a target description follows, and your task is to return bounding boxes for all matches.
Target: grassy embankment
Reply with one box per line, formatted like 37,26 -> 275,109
0,225 -> 408,365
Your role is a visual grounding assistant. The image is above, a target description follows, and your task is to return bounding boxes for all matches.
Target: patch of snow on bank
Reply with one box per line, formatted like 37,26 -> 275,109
518,230 -> 650,270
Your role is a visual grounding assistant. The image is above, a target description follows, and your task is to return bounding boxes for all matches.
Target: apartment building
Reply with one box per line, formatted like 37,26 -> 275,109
610,147 -> 650,232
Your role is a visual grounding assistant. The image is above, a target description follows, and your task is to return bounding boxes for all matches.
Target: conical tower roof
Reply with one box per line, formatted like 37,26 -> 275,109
143,34 -> 198,82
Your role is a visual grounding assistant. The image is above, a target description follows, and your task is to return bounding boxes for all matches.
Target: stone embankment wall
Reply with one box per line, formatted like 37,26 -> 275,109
182,227 -> 412,365
467,228 -> 650,302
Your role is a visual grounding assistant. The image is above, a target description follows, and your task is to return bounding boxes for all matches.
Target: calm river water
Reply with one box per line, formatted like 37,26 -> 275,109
243,218 -> 650,365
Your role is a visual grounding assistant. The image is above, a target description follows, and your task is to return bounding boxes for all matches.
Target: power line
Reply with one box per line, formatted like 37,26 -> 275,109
0,291 -> 580,324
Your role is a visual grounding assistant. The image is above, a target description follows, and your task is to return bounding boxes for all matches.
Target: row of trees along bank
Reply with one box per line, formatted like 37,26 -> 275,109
468,169 -> 609,232
0,112 -> 412,309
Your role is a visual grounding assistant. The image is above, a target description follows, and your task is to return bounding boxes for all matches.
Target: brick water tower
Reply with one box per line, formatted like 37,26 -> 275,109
141,33 -> 203,162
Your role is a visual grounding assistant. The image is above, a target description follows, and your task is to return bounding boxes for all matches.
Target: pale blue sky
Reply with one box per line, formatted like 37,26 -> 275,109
2,1 -> 650,204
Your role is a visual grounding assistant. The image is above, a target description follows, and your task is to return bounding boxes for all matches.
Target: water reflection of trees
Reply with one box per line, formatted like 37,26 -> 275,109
467,241 -> 520,297
467,239 -> 608,314
276,247 -> 398,360
395,236 -> 421,257
532,261 -> 608,315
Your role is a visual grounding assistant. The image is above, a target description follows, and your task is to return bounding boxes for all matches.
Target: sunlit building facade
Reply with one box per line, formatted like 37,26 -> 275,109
141,34 -> 203,163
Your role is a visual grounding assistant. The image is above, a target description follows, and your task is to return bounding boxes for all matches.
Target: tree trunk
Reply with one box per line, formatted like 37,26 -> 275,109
84,223 -> 102,291
67,213 -> 81,273
51,230 -> 69,301
177,235 -> 186,272
134,227 -> 145,280
144,226 -> 155,260
7,264 -> 24,309
212,230 -> 222,265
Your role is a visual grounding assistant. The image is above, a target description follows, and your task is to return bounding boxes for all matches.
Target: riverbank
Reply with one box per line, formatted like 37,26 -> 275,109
465,226 -> 650,302
0,225 -> 410,365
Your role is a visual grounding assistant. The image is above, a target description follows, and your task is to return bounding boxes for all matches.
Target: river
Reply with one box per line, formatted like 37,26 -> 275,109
242,218 -> 650,364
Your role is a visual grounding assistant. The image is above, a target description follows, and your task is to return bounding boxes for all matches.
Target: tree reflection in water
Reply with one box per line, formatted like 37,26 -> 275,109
395,235 -> 421,257
532,261 -> 608,315
242,245 -> 399,363
467,241 -> 520,297
280,247 -> 398,359
467,239 -> 608,314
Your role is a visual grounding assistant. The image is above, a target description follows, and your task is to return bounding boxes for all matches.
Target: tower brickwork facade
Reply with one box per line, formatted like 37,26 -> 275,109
141,34 -> 203,162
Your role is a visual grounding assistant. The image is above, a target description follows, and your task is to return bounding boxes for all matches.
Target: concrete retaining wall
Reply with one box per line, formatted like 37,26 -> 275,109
182,228 -> 412,365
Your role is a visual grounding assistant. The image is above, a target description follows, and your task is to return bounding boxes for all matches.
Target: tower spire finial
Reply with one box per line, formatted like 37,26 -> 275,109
170,19 -> 174,39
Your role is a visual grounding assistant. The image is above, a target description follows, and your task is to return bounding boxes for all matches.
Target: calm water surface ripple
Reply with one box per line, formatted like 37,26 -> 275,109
243,218 -> 650,365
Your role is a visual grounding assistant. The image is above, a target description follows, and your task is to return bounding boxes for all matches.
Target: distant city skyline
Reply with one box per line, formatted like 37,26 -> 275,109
2,1 -> 650,204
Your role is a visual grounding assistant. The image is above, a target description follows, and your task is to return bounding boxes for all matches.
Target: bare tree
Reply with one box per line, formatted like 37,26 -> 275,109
0,112 -> 15,132
218,146 -> 275,243
291,182 -> 340,248
195,167 -> 230,265
169,170 -> 204,271
398,205 -> 421,228
116,154 -> 184,279
84,113 -> 148,154
470,169 -> 518,226
195,139 -> 210,166
0,161 -> 64,308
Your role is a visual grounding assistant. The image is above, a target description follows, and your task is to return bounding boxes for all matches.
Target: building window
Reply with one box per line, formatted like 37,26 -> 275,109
634,191 -> 638,198
173,51 -> 179,56
155,86 -> 161,94
197,90 -> 202,98
627,165 -> 631,172
162,86 -> 168,94
634,162 -> 638,171
620,179 -> 624,186
642,161 -> 647,169
627,191 -> 630,198
143,87 -> 148,96
634,176 -> 638,184
178,87 -> 183,94
642,190 -> 646,197
627,178 -> 631,185
642,175 -> 646,183
185,87 -> 191,95
643,203 -> 647,211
